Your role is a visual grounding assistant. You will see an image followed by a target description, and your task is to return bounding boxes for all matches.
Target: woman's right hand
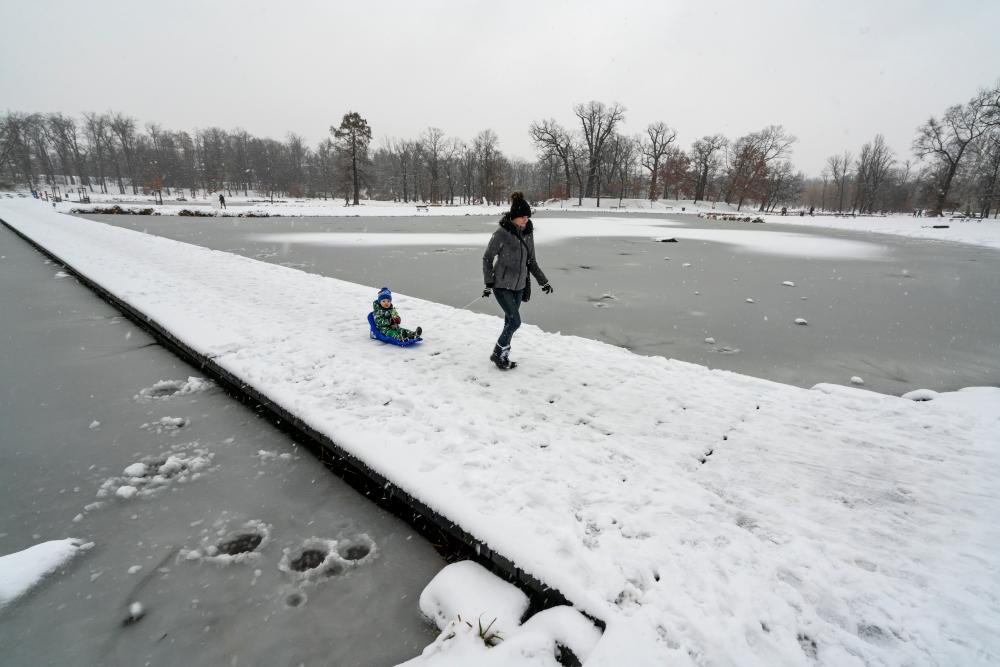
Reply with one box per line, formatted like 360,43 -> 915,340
482,287 -> 492,298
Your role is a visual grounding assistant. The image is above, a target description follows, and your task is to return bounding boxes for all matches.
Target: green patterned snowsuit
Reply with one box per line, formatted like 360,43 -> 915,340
372,301 -> 419,341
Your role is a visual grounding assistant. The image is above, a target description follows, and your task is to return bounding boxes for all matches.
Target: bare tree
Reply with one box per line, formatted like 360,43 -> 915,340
690,134 -> 727,204
83,112 -> 112,193
47,113 -> 89,189
759,161 -> 802,212
660,146 -> 691,201
109,113 -> 139,194
853,135 -> 895,213
285,133 -> 308,195
473,129 -> 503,205
608,134 -> 637,206
640,122 -> 677,200
568,138 -> 588,206
913,93 -> 990,216
227,129 -> 252,195
573,101 -> 626,196
529,119 -> 574,200
970,126 -> 1000,217
26,114 -> 58,192
726,125 -> 796,210
825,151 -> 852,213
420,127 -> 446,203
442,137 -> 463,204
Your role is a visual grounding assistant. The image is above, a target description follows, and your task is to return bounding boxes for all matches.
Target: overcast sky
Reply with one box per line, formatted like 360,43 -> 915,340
2,0 -> 998,176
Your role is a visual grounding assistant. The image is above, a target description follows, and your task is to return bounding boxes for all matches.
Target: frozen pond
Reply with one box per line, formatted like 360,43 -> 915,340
81,210 -> 1000,395
0,225 -> 443,665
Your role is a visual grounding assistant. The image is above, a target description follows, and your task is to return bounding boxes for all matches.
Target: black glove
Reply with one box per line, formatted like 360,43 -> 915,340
541,283 -> 553,294
482,287 -> 492,298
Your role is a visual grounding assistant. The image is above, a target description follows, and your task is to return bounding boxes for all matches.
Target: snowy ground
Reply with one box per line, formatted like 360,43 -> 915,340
2,198 -> 999,665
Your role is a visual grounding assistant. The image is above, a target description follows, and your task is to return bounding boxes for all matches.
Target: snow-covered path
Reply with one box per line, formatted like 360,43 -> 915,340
2,199 -> 998,666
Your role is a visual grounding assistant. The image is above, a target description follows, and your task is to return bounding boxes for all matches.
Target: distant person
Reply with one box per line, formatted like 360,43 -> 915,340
481,192 -> 553,370
218,192 -> 226,209
372,287 -> 421,342
781,206 -> 787,216
809,206 -> 815,216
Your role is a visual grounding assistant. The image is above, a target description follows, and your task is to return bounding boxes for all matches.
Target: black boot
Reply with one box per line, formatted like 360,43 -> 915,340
416,326 -> 422,338
490,344 -> 512,370
490,344 -> 516,370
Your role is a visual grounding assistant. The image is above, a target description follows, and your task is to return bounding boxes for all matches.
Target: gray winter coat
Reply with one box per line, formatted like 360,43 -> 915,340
482,214 -> 548,291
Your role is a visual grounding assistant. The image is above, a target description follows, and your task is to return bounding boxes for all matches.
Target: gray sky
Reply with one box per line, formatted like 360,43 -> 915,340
3,0 -> 998,175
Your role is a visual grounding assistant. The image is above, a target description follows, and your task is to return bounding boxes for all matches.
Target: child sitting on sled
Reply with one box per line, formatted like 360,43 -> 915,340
372,287 -> 422,342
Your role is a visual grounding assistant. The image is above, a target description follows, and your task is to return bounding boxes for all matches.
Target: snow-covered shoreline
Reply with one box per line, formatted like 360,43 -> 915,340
2,198 -> 998,665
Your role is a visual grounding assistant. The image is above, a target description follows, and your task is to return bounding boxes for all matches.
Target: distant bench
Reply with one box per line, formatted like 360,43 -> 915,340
415,205 -> 429,212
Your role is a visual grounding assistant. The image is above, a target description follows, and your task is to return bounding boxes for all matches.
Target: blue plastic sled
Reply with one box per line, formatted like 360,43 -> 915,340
368,312 -> 422,347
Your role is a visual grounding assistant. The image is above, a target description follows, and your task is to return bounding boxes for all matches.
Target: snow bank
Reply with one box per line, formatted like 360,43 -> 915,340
419,560 -> 530,635
756,211 -> 1000,251
3,198 -> 999,665
0,538 -> 91,608
408,561 -> 600,666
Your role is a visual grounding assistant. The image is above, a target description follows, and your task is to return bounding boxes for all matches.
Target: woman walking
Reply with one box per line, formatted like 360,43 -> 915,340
481,192 -> 553,370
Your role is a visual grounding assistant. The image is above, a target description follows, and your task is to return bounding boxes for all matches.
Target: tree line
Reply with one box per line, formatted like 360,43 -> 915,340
2,81 -> 997,216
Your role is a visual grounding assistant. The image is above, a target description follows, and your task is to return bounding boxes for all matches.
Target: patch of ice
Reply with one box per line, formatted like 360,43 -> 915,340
782,281 -> 796,287
704,337 -> 715,344
88,420 -> 100,430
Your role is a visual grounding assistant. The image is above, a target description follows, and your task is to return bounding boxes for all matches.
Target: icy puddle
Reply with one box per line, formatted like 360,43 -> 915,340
0,223 -> 444,666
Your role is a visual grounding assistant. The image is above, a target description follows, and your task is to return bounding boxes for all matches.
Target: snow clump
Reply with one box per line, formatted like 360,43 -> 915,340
404,561 -> 601,666
134,376 -> 213,401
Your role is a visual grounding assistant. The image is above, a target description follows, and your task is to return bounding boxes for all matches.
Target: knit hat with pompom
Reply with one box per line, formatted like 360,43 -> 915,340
509,192 -> 531,218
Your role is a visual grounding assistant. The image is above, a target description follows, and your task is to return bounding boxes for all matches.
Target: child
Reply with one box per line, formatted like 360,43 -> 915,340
372,287 -> 422,342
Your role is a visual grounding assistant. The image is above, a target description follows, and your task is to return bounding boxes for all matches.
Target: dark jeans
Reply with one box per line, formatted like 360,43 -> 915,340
493,287 -> 523,348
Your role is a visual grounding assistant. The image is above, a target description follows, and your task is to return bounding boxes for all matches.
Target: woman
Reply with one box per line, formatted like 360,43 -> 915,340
481,192 -> 553,370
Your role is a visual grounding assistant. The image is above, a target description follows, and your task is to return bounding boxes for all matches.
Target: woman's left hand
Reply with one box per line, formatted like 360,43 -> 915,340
541,283 -> 553,294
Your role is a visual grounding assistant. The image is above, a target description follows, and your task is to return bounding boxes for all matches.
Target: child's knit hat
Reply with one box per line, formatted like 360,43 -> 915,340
377,287 -> 392,302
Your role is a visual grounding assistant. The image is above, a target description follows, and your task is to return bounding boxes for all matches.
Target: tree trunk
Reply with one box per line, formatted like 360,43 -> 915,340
648,158 -> 660,201
562,158 -> 571,201
694,164 -> 709,203
933,160 -> 960,217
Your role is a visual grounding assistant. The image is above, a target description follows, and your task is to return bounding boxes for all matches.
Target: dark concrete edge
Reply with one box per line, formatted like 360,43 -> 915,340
1,216 -> 603,632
